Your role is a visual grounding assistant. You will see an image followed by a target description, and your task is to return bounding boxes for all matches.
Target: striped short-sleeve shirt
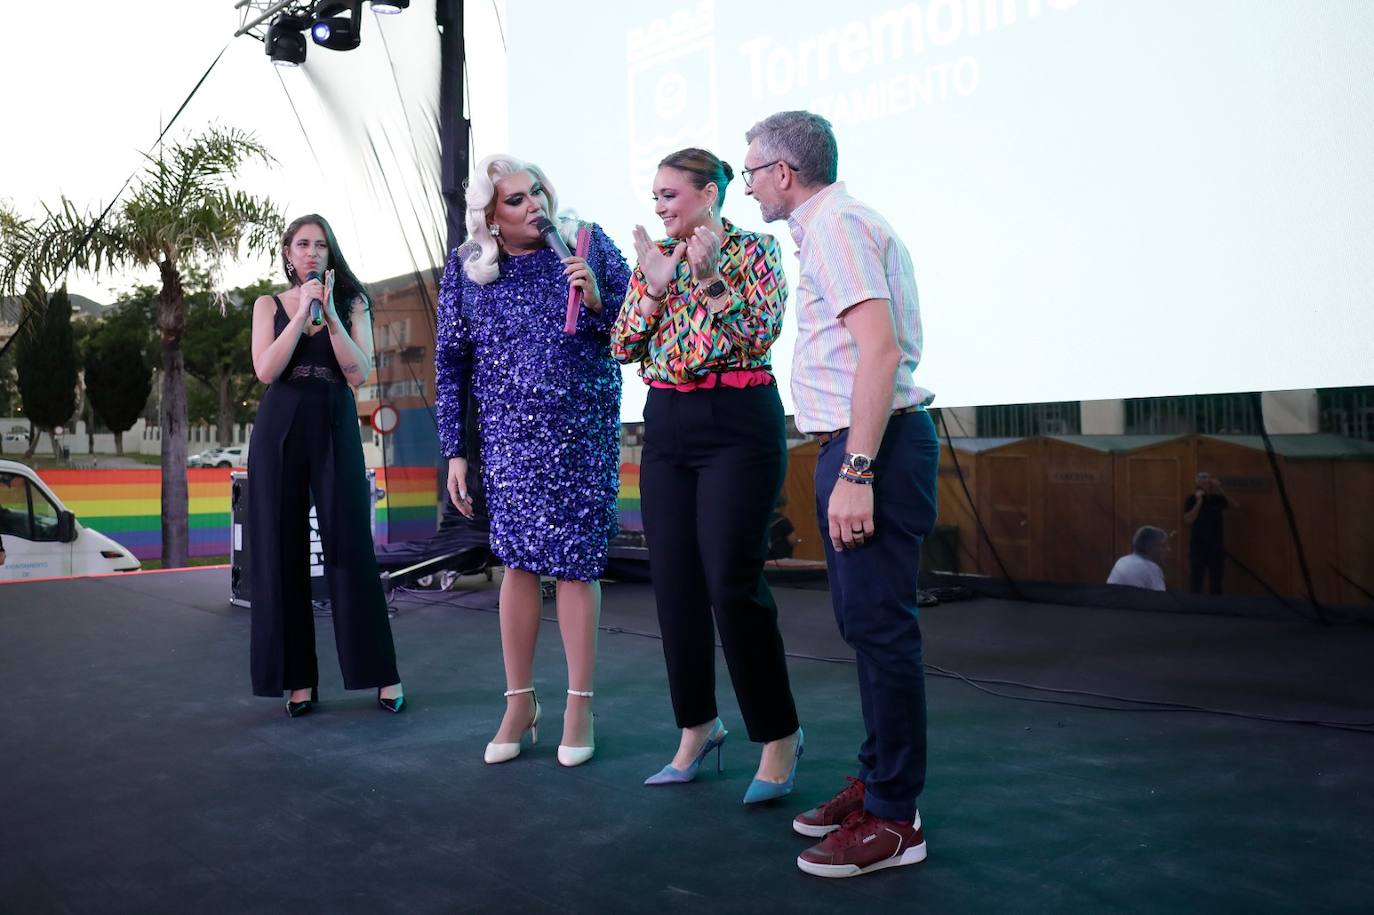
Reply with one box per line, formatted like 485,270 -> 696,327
787,182 -> 933,435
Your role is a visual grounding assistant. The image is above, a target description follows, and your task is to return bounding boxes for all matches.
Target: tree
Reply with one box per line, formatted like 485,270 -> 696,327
2,127 -> 281,567
71,314 -> 102,454
0,206 -> 38,455
14,283 -> 78,460
184,277 -> 271,446
85,304 -> 154,456
0,354 -> 17,417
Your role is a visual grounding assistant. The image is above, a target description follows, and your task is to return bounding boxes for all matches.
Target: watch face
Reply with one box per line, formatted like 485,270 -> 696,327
847,453 -> 872,472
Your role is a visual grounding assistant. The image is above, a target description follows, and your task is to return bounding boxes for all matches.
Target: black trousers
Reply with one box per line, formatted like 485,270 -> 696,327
640,383 -> 799,743
248,380 -> 399,697
1189,546 -> 1225,595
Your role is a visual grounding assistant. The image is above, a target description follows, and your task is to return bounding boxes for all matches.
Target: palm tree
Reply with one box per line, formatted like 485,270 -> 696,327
2,127 -> 282,567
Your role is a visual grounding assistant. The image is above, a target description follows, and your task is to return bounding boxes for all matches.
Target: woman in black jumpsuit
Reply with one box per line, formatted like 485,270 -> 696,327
247,214 -> 403,716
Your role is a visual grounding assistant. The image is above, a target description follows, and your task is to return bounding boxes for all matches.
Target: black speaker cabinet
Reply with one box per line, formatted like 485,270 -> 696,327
229,470 -> 378,608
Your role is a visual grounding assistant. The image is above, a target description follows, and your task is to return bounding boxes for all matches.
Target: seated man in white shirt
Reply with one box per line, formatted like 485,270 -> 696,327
1107,526 -> 1169,590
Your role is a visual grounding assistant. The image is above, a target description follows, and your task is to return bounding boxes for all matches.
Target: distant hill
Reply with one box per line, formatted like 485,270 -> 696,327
0,292 -> 110,324
70,294 -> 109,318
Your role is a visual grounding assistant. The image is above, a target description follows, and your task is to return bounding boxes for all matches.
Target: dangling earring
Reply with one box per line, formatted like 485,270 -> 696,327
489,224 -> 501,238
285,262 -> 295,277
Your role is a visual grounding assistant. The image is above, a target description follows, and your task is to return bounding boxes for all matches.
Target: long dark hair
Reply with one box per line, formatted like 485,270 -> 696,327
280,214 -> 371,333
658,148 -> 734,214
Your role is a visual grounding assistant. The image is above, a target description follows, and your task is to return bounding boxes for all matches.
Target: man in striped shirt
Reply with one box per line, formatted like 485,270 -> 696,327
744,110 -> 940,880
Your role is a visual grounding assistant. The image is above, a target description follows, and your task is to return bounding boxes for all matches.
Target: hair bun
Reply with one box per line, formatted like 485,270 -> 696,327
720,160 -> 734,181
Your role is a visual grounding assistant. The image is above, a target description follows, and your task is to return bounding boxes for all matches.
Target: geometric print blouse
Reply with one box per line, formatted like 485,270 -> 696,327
611,218 -> 787,384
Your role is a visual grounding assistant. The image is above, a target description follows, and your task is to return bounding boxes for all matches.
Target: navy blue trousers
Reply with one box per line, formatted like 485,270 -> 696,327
814,409 -> 939,821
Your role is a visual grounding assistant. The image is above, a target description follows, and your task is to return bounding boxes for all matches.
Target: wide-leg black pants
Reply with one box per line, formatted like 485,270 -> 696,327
640,383 -> 799,743
247,379 -> 399,697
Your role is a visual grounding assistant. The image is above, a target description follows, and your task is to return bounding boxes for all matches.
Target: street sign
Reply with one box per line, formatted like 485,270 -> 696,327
371,403 -> 400,436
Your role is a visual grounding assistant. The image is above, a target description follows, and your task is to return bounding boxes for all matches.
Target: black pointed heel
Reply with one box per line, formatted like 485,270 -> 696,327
286,686 -> 319,718
378,689 -> 405,713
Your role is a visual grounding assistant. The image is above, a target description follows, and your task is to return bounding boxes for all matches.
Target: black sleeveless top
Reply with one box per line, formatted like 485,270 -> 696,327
274,295 -> 345,383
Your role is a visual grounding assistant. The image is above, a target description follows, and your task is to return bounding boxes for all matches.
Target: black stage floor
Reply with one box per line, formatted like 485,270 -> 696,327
2,569 -> 1372,914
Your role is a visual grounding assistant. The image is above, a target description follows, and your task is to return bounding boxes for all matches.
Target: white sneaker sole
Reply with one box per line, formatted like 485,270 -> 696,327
796,841 -> 928,878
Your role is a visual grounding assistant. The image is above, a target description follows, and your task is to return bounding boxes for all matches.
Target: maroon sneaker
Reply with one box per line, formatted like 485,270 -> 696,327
792,776 -> 866,837
797,810 -> 927,878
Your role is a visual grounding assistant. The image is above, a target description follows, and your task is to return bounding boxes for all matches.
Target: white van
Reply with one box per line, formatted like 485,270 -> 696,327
211,446 -> 248,468
0,460 -> 141,581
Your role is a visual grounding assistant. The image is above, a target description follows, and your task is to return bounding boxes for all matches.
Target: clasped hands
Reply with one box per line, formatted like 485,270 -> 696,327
631,224 -> 726,315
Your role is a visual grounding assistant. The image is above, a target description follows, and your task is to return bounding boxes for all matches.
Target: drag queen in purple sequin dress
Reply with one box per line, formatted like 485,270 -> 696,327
435,154 -> 629,767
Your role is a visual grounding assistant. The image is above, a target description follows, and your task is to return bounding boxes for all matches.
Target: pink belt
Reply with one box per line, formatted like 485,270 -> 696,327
649,369 -> 774,393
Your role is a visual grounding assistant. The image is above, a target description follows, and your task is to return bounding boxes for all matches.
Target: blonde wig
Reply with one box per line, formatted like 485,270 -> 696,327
461,153 -> 580,284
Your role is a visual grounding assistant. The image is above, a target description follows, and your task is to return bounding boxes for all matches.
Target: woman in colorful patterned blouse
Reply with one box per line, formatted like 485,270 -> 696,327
612,147 -> 803,803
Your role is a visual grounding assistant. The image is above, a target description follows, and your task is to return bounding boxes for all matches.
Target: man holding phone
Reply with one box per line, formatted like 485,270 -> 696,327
1183,472 -> 1232,594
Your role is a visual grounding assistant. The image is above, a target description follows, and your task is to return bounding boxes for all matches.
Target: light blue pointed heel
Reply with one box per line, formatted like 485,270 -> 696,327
742,727 -> 804,805
644,720 -> 729,786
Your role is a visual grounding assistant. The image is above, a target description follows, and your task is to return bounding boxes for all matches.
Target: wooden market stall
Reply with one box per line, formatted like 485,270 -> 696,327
937,437 -> 1018,575
1189,434 -> 1374,603
766,430 -> 1374,604
965,435 -> 1180,585
1110,435 -> 1198,588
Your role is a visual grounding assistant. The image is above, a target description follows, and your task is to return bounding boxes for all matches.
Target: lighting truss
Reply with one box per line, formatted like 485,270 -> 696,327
234,1 -> 403,41
234,1 -> 317,40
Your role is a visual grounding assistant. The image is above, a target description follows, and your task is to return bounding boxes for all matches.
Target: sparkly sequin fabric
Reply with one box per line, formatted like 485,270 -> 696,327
435,223 -> 630,582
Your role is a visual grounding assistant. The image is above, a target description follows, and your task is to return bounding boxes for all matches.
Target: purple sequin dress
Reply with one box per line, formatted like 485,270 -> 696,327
435,223 -> 630,581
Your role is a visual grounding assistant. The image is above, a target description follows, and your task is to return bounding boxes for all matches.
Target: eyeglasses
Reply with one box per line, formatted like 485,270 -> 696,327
741,159 -> 794,188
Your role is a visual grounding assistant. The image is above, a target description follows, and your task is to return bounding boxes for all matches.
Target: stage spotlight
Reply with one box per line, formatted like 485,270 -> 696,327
264,15 -> 308,67
311,1 -> 362,51
372,0 -> 410,12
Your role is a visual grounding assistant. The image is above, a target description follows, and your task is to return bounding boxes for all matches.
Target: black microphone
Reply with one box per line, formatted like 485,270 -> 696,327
534,216 -> 572,260
307,271 -> 323,326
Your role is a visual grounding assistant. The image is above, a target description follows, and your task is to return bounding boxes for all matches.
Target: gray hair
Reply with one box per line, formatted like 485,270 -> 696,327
1132,526 -> 1168,554
745,110 -> 838,187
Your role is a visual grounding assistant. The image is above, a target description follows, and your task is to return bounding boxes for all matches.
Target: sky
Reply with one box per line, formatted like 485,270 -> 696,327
0,0 -> 506,304
4,1 -> 1370,409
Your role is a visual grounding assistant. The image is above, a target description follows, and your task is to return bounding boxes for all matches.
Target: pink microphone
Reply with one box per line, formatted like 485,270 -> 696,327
534,216 -> 592,336
564,226 -> 591,335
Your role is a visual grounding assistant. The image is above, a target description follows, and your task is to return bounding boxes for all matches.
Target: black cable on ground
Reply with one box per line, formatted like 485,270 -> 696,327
386,586 -> 1374,735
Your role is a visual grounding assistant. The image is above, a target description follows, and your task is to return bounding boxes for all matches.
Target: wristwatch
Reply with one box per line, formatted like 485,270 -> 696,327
843,453 -> 873,474
704,277 -> 728,299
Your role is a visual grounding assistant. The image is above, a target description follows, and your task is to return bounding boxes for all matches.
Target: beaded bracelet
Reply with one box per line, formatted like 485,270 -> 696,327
838,467 -> 875,486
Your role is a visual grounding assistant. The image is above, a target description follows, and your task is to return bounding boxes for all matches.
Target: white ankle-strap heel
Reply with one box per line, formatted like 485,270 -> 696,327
558,689 -> 596,768
484,687 -> 540,765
